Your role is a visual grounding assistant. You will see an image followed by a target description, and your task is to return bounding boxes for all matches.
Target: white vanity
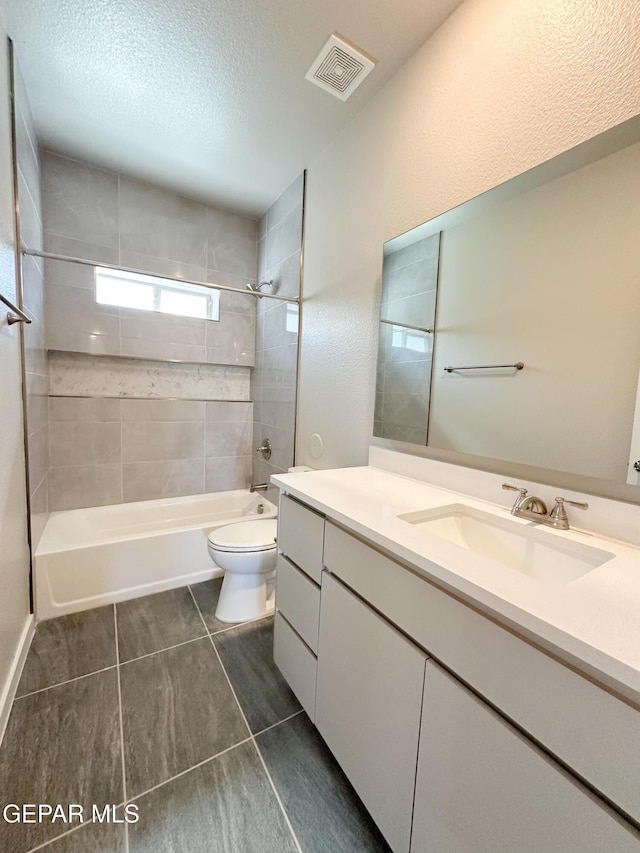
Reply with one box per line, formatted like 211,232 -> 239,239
271,450 -> 640,853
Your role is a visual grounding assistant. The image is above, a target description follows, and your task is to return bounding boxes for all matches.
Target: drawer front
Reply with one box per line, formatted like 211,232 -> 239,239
278,494 -> 324,583
276,555 -> 321,654
273,611 -> 317,721
324,521 -> 640,822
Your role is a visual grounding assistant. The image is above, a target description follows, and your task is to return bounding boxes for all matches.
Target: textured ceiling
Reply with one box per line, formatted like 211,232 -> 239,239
1,0 -> 464,215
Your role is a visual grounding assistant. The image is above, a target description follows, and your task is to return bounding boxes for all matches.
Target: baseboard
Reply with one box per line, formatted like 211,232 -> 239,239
0,615 -> 35,748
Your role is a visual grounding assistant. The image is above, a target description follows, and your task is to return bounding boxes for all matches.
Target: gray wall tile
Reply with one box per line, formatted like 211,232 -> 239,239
265,173 -> 304,232
50,422 -> 122,466
43,153 -> 119,248
119,177 -> 208,267
49,396 -> 122,422
205,456 -> 252,492
48,464 -> 122,511
205,421 -> 252,457
121,399 -> 205,422
122,422 -> 204,463
123,460 -> 205,503
265,204 -> 303,272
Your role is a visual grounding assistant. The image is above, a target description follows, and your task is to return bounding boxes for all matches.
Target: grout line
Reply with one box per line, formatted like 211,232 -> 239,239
251,737 -> 303,853
23,801 -> 127,853
188,586 -> 303,853
119,633 -> 210,666
14,665 -> 118,700
113,604 -> 129,853
126,736 -> 253,805
252,709 -> 304,739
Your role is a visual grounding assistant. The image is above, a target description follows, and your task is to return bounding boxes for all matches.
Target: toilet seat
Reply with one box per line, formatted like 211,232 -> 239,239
208,519 -> 277,553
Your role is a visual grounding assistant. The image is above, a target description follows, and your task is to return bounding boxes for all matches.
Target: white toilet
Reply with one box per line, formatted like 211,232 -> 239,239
207,518 -> 278,623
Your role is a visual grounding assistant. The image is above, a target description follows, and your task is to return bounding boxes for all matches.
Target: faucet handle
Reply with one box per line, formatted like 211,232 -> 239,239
502,483 -> 527,496
548,496 -> 589,529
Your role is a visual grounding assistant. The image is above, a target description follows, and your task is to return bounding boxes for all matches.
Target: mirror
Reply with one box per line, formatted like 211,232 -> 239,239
374,114 -> 640,501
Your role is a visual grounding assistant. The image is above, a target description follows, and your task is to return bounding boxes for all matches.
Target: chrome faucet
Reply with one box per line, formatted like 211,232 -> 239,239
249,483 -> 268,493
502,484 -> 588,530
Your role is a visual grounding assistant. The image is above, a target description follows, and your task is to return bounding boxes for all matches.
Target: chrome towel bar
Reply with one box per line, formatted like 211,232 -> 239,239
444,362 -> 524,373
0,292 -> 32,325
380,319 -> 433,334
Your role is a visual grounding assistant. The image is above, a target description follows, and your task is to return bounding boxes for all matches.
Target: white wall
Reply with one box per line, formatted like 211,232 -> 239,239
298,0 -> 640,470
0,22 -> 34,737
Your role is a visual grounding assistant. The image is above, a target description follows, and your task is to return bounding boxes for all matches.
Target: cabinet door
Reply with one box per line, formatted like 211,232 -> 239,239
412,661 -> 640,853
315,573 -> 427,853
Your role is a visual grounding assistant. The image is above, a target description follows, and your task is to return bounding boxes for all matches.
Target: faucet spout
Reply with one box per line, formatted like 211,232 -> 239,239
250,483 -> 268,493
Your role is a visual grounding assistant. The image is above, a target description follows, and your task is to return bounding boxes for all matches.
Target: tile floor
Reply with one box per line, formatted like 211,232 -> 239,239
0,579 -> 390,853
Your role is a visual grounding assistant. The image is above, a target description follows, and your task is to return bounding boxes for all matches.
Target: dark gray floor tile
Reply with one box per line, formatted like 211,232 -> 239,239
38,820 -> 126,852
129,740 -> 298,853
256,713 -> 391,853
16,606 -> 116,696
190,578 -> 240,634
120,637 -> 249,797
116,587 -> 207,662
213,616 -> 301,733
0,670 -> 123,853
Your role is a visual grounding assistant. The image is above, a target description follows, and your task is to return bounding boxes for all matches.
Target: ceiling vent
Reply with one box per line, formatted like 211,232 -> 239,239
305,33 -> 376,102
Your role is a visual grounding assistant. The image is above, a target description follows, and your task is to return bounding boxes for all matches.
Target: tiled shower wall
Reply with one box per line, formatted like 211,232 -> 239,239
38,152 -> 262,510
252,174 -> 304,503
375,233 -> 440,444
14,63 -> 48,547
48,397 -> 253,510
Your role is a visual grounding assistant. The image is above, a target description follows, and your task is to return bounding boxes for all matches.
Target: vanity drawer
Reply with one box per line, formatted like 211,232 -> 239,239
276,555 -> 321,653
278,494 -> 325,583
323,521 -> 640,822
273,611 -> 317,721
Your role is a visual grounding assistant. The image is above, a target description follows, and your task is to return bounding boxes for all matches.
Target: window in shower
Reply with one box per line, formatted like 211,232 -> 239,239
95,268 -> 220,321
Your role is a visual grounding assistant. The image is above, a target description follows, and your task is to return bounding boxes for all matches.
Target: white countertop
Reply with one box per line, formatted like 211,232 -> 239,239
272,465 -> 640,704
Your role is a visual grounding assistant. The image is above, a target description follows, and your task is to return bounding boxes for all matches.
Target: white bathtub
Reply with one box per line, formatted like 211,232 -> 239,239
34,491 -> 277,620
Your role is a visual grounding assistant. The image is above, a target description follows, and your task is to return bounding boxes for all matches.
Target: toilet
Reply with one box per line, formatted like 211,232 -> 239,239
207,517 -> 278,623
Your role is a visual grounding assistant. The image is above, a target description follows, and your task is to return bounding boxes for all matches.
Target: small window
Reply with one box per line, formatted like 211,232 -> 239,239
95,268 -> 220,321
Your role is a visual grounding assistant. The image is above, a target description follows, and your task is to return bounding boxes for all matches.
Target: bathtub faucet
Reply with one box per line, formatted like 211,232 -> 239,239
249,483 -> 268,493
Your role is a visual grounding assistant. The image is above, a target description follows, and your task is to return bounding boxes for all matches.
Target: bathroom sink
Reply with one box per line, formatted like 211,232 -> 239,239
397,504 -> 614,584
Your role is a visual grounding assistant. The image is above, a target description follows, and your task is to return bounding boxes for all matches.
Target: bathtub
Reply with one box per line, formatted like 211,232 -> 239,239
34,491 -> 277,620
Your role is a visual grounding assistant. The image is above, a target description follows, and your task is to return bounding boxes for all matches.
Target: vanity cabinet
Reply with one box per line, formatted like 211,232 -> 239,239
273,492 -> 640,853
412,661 -> 640,853
273,495 -> 324,720
315,573 -> 427,853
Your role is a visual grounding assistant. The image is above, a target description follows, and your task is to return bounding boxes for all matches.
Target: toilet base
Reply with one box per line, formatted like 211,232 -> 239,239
215,569 -> 276,623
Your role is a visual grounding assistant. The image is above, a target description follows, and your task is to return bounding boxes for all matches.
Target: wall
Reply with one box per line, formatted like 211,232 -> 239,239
40,152 -> 260,509
0,24 -> 32,740
252,174 -> 303,502
14,59 -> 47,548
42,151 -> 256,365
298,0 -> 640,472
429,140 -> 640,482
375,234 -> 439,444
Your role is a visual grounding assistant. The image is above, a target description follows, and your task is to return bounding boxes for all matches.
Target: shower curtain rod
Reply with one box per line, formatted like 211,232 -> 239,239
22,248 -> 301,304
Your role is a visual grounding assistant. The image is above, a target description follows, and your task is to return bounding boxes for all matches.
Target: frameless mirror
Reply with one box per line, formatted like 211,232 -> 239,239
374,114 -> 640,502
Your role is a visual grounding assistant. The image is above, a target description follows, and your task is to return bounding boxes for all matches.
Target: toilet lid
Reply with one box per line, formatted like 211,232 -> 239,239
208,519 -> 278,553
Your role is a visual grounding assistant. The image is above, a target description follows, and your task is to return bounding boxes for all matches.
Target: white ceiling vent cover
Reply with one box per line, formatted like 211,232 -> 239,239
306,33 -> 376,102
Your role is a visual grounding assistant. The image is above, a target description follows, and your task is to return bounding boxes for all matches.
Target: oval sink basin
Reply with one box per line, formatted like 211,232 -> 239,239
397,504 -> 614,584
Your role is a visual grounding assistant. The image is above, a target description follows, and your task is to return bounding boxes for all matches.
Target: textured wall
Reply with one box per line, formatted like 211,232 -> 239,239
298,0 -> 640,469
0,24 -> 31,732
252,174 -> 303,502
14,61 -> 48,547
